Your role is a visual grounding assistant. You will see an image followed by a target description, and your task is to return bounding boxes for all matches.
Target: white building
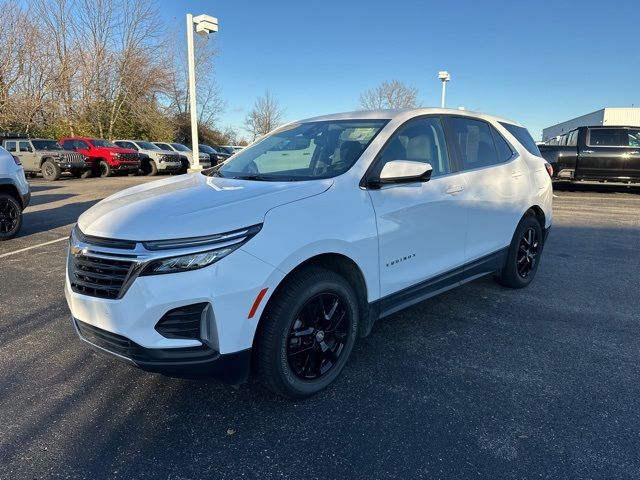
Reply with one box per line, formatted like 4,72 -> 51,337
542,108 -> 640,141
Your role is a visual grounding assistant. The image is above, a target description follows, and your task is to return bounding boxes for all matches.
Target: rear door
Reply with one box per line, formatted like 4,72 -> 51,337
621,128 -> 640,180
578,128 -> 627,180
445,116 -> 528,263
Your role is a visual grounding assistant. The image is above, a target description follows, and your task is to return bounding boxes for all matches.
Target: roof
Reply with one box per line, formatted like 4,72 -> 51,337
299,108 -> 523,127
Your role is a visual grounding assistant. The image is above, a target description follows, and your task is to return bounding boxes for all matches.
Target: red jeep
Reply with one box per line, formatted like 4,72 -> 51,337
60,137 -> 141,177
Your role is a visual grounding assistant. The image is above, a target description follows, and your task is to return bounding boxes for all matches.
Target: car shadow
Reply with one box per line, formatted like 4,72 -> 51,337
554,182 -> 640,195
28,184 -> 65,193
18,200 -> 100,236
27,193 -> 78,207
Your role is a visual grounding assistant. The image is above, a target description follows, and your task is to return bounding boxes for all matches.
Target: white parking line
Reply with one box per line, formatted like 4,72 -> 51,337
0,237 -> 68,259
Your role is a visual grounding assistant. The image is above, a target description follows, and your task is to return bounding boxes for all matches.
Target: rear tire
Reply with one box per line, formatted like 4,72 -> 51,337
99,160 -> 112,178
254,267 -> 359,398
41,160 -> 61,181
495,214 -> 543,289
0,193 -> 23,240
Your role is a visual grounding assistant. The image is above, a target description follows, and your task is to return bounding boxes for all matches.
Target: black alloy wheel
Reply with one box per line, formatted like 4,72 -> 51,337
254,267 -> 359,398
495,213 -> 543,289
516,227 -> 539,278
287,293 -> 350,380
0,194 -> 22,240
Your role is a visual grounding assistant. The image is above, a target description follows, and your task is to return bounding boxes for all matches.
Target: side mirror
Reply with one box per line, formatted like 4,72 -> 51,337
370,160 -> 433,188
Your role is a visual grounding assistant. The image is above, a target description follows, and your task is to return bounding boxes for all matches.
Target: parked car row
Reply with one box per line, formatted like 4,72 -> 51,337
1,135 -> 241,181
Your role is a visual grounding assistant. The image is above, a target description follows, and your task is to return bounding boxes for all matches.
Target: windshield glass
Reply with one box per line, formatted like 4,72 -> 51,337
137,141 -> 161,150
199,144 -> 217,154
219,146 -> 234,154
32,140 -> 62,150
217,119 -> 387,181
171,143 -> 191,152
91,139 -> 117,148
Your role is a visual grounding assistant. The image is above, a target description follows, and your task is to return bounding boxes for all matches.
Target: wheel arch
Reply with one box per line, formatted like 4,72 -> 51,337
0,184 -> 23,208
526,205 -> 546,230
256,252 -> 371,340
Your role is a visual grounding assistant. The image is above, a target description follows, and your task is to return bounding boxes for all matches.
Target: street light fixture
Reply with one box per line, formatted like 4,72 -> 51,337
186,13 -> 218,171
438,71 -> 450,109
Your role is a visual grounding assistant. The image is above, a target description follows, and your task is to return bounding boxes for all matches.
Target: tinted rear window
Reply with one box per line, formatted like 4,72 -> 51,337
499,122 -> 541,156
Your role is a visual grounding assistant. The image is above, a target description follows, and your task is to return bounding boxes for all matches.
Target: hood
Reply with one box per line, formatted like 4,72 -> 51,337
103,146 -> 137,155
78,173 -> 333,241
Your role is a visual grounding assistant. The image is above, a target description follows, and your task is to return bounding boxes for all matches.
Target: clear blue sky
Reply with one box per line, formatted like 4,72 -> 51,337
162,0 -> 638,140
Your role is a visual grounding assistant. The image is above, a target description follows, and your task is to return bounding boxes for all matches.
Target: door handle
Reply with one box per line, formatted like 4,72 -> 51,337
511,170 -> 524,178
583,150 -> 594,154
445,185 -> 464,194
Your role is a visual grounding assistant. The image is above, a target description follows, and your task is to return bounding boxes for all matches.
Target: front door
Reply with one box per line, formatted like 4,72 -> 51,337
367,116 -> 467,299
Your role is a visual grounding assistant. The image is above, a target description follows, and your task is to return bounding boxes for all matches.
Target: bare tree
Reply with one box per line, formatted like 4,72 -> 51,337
244,90 -> 285,140
359,79 -> 420,110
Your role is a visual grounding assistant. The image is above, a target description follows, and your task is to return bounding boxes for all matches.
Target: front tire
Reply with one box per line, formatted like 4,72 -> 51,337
495,214 -> 543,289
0,193 -> 23,240
41,160 -> 61,181
99,160 -> 112,178
254,267 -> 359,398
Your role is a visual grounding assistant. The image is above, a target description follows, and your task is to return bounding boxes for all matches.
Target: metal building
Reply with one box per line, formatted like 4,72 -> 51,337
542,108 -> 640,141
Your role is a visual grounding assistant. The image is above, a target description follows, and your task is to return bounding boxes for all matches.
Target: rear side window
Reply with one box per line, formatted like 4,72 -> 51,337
588,128 -> 638,147
499,122 -> 541,156
448,117 -> 499,170
491,127 -> 515,162
5,141 -> 16,152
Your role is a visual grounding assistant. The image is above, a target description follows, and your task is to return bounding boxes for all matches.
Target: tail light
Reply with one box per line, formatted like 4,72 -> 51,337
12,155 -> 21,166
544,162 -> 553,177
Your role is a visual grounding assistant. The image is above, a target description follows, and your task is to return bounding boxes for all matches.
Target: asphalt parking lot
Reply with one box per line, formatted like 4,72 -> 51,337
1,177 -> 639,479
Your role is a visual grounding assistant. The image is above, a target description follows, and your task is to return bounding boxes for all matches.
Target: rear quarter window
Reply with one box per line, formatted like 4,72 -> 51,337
499,122 -> 541,156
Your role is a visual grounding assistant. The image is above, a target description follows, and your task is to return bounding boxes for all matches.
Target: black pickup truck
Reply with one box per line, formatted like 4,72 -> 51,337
539,126 -> 640,183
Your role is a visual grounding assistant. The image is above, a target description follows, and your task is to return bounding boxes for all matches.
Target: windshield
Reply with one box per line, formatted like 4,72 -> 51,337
217,120 -> 387,181
137,141 -> 161,150
171,143 -> 191,152
219,146 -> 234,154
199,144 -> 217,154
91,139 -> 117,148
32,140 -> 62,150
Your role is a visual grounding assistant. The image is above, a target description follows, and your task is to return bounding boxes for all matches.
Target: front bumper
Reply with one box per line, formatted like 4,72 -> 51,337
57,162 -> 87,170
157,161 -> 183,171
113,161 -> 141,171
72,317 -> 251,382
65,246 -> 284,382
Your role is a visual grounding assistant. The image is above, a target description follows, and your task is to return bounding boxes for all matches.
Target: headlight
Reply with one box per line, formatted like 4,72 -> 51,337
110,152 -> 120,158
140,245 -> 239,275
139,224 -> 262,275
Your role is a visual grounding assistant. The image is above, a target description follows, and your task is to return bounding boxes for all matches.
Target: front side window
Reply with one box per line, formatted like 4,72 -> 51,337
375,117 -> 450,178
32,140 -> 62,150
18,141 -> 31,152
218,120 -> 387,180
629,129 -> 640,147
588,129 -> 625,147
448,117 -> 499,170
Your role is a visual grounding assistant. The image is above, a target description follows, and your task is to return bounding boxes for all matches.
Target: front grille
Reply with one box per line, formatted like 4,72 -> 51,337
155,303 -> 208,340
120,153 -> 140,162
64,152 -> 85,163
69,254 -> 134,299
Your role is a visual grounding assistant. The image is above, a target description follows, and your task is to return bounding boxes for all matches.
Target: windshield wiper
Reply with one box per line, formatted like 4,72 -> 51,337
232,174 -> 291,181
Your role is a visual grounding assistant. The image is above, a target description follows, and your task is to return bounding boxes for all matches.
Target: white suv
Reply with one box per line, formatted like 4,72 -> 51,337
0,146 -> 30,240
65,109 -> 552,398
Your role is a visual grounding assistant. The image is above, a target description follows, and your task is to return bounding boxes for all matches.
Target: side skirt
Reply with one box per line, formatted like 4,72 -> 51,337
362,248 -> 507,335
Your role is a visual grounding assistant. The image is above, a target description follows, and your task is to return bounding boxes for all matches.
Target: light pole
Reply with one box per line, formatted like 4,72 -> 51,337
186,13 -> 218,171
438,71 -> 450,108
